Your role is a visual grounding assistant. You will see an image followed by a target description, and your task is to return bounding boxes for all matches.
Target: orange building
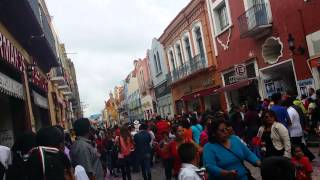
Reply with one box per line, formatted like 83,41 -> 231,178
159,0 -> 224,114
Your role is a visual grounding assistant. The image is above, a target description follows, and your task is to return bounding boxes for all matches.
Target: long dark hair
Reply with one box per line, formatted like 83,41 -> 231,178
207,118 -> 226,143
120,126 -> 131,144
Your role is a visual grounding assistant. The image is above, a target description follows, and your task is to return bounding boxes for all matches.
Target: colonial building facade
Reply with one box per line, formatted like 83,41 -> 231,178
160,0 -> 223,115
148,38 -> 174,118
206,0 -> 320,109
0,0 -> 81,146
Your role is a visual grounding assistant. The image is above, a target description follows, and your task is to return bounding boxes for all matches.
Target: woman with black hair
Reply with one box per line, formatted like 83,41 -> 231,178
203,119 -> 260,180
257,110 -> 291,158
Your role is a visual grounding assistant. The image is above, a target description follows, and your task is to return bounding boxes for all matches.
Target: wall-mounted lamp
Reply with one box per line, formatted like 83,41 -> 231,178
287,33 -> 305,55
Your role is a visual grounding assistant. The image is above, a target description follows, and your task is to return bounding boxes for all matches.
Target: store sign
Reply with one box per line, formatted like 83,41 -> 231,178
33,90 -> 48,109
31,66 -> 48,92
0,32 -> 26,72
183,85 -> 192,95
298,78 -> 315,97
202,78 -> 214,88
0,130 -> 14,148
234,64 -> 247,81
0,72 -> 25,100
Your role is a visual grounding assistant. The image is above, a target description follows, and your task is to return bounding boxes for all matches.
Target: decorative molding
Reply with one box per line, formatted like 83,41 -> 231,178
216,28 -> 231,50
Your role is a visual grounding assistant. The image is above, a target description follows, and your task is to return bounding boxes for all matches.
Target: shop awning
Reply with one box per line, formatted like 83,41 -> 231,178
215,79 -> 254,93
181,87 -> 219,101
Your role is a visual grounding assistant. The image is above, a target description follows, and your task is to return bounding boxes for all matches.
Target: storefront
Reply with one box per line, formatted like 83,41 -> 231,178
219,61 -> 260,108
172,70 -> 221,114
259,59 -> 298,98
29,65 -> 50,130
155,80 -> 173,118
0,31 -> 28,147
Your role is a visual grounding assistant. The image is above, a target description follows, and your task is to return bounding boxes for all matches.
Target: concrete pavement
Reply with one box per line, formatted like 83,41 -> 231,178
105,147 -> 320,180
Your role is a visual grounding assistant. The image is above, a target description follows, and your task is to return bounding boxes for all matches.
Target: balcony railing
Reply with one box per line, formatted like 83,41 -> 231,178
170,54 -> 207,83
50,67 -> 67,85
238,4 -> 272,39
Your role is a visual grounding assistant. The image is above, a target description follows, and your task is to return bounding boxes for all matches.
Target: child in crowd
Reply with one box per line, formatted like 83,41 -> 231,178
178,143 -> 204,180
291,146 -> 313,180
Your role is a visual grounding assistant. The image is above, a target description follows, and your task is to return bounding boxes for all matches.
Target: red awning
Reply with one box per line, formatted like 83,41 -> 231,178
215,79 -> 254,93
181,87 -> 219,101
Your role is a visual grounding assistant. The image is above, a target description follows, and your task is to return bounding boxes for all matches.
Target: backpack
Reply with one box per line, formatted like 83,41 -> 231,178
27,147 -> 67,180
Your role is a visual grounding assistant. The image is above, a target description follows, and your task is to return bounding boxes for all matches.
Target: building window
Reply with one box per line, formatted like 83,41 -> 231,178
176,44 -> 183,66
156,51 -> 162,72
169,50 -> 176,70
184,37 -> 192,61
153,54 -> 159,74
212,0 -> 231,34
217,3 -> 229,30
195,27 -> 205,58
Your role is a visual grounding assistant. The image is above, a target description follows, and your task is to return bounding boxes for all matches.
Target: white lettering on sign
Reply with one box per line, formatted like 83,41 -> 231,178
0,32 -> 26,72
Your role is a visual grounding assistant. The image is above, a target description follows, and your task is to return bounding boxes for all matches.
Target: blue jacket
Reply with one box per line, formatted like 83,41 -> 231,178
203,135 -> 259,180
134,130 -> 151,158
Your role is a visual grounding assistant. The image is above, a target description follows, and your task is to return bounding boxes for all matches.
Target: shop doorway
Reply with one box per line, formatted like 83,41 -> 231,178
260,60 -> 298,98
226,80 -> 260,106
204,94 -> 222,112
0,93 -> 27,147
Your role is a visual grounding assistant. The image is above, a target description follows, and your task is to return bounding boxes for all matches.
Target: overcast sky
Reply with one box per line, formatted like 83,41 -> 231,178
45,0 -> 191,117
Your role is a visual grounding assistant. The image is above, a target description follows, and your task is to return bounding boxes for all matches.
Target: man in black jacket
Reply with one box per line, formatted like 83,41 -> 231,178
134,123 -> 152,180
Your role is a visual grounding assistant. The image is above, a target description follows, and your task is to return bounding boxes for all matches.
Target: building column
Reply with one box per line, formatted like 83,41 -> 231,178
22,68 -> 34,131
47,82 -> 57,125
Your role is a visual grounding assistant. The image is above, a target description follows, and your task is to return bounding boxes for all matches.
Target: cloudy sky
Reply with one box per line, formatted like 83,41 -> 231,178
45,0 -> 191,117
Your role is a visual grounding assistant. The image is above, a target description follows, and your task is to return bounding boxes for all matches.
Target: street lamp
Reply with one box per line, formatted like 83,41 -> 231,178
287,33 -> 305,55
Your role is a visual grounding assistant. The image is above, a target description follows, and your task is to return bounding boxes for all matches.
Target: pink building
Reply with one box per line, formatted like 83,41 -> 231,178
134,56 -> 156,120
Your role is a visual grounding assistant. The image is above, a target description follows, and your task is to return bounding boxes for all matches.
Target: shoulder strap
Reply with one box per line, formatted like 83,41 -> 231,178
217,143 -> 243,163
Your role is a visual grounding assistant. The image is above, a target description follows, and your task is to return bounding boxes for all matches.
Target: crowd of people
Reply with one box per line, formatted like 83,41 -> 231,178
0,88 -> 319,180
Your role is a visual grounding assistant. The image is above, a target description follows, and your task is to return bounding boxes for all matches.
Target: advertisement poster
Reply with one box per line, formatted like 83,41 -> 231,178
298,78 -> 315,97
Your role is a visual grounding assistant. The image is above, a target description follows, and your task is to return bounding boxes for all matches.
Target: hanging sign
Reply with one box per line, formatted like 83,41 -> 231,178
33,90 -> 48,109
0,32 -> 26,72
0,72 -> 24,100
30,66 -> 48,92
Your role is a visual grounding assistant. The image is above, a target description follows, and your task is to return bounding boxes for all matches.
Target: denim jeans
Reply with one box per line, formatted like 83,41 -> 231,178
139,153 -> 152,180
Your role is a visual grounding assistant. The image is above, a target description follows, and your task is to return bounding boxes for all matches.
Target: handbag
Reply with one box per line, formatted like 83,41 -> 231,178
218,144 -> 256,180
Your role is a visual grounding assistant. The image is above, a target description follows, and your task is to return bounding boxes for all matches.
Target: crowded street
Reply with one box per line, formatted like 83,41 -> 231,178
1,0 -> 320,180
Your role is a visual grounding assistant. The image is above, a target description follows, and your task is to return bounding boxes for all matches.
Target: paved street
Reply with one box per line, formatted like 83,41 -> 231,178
105,147 -> 320,180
